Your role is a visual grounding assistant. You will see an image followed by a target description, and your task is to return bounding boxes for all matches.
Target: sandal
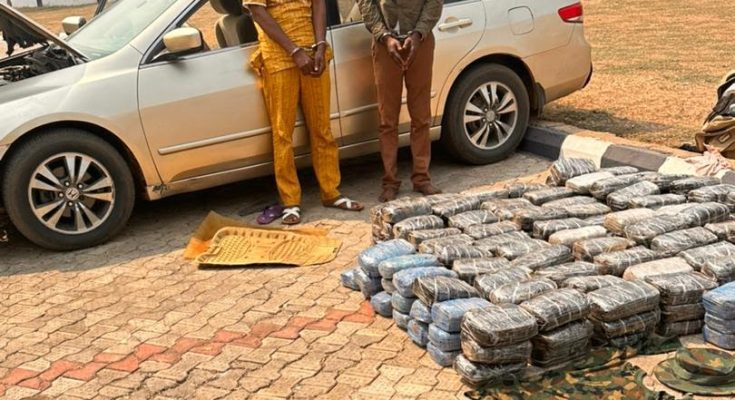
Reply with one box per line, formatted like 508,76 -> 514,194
282,206 -> 301,225
326,196 -> 364,211
257,204 -> 283,225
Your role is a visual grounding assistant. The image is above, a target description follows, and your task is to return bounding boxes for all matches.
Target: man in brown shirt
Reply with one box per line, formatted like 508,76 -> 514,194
357,0 -> 444,202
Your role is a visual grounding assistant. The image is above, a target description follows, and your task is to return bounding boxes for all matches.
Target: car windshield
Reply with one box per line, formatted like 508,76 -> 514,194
67,0 -> 177,60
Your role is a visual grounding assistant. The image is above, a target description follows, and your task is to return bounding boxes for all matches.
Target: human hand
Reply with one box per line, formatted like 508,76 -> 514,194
311,46 -> 326,76
384,36 -> 405,67
292,49 -> 315,75
401,32 -> 422,70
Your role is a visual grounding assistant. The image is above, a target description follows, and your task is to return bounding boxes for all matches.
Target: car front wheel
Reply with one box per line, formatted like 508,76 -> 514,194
441,64 -> 530,165
2,129 -> 135,250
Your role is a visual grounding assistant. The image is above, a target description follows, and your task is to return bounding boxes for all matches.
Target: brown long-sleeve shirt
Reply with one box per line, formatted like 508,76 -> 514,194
356,0 -> 443,41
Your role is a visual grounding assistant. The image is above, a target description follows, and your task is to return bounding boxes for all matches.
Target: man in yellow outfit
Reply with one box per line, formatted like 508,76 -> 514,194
246,0 -> 363,225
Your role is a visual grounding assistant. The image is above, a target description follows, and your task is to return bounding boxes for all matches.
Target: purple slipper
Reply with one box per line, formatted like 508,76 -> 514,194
257,205 -> 283,225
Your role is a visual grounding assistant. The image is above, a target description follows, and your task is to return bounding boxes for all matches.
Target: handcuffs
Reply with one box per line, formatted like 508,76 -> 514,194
289,41 -> 328,57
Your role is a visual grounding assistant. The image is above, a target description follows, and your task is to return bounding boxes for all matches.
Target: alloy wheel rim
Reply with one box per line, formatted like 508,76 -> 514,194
27,152 -> 115,235
463,81 -> 519,150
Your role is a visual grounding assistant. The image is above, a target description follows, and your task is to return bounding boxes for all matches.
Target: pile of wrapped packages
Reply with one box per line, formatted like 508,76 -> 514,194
341,157 -> 735,387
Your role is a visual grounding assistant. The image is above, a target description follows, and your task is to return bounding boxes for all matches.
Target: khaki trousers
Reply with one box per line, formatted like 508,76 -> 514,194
372,33 -> 435,190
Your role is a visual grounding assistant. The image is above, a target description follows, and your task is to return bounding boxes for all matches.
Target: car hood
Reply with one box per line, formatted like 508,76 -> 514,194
0,3 -> 86,60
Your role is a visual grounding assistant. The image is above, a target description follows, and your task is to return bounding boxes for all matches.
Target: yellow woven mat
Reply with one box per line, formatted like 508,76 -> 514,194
195,226 -> 342,267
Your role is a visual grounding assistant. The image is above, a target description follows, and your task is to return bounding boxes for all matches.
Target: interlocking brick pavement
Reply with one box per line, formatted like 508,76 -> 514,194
0,152 -> 551,399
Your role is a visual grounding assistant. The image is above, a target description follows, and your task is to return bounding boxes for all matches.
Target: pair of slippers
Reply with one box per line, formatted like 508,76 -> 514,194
256,204 -> 301,225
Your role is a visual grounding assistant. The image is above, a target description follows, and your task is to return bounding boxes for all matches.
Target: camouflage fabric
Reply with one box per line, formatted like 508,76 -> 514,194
676,347 -> 735,376
654,347 -> 735,395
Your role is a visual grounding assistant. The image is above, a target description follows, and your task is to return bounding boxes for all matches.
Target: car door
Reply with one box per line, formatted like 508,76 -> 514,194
331,0 -> 486,146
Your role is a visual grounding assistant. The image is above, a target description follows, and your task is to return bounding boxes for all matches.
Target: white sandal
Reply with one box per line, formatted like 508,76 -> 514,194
281,206 -> 301,225
327,197 -> 364,211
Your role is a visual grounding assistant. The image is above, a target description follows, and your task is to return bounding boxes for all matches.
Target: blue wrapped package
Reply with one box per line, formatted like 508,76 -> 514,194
427,342 -> 460,367
428,323 -> 461,352
391,292 -> 417,314
358,239 -> 415,272
431,298 -> 492,333
354,267 -> 383,299
703,282 -> 735,319
410,300 -> 433,324
705,313 -> 735,334
340,267 -> 360,290
407,319 -> 430,347
381,278 -> 396,294
378,254 -> 441,279
370,292 -> 393,317
704,326 -> 735,350
392,267 -> 457,297
393,310 -> 412,330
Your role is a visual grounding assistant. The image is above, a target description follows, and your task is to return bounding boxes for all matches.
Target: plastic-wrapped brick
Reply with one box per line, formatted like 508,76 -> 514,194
341,267 -> 360,290
512,207 -> 569,231
454,355 -> 526,387
474,268 -> 533,299
452,257 -> 511,284
534,261 -> 599,285
532,320 -> 593,351
355,268 -> 383,299
391,292 -> 416,314
432,197 -> 483,219
703,326 -> 735,350
601,166 -> 640,176
370,292 -> 393,317
461,303 -> 539,347
418,235 -> 474,254
624,215 -> 696,245
623,258 -> 694,281
407,228 -> 463,246
428,324 -> 461,352
533,218 -> 590,240
407,319 -> 429,347
412,276 -> 479,306
680,242 -> 735,271
607,181 -> 661,211
359,239 -> 416,270
588,280 -> 660,322
392,267 -> 458,298
466,221 -> 521,240
506,183 -> 549,198
482,197 -> 536,214
532,343 -> 589,367
670,176 -> 721,195
474,231 -> 530,253
462,189 -> 510,202
680,202 -> 732,226
594,246 -> 660,276
461,335 -> 532,365
523,187 -> 576,206
520,288 -> 590,331
393,310 -> 411,330
703,257 -> 735,284
604,209 -> 657,235
592,309 -> 660,339
431,297 -> 492,333
490,278 -> 557,305
496,239 -> 552,260
427,342 -> 460,367
705,221 -> 735,242
585,215 -> 607,226
644,272 -> 717,305
661,303 -> 705,323
425,193 -> 464,205
566,203 -> 613,219
378,254 -> 441,279
448,210 -> 498,232
563,275 -> 624,293
549,226 -> 608,247
629,194 -> 687,209
573,237 -> 635,261
565,172 -> 615,194
435,245 -> 493,265
548,158 -> 598,186
705,313 -> 735,334
607,332 -> 646,348
688,184 -> 735,203
393,215 -> 444,240
410,300 -> 432,324
380,197 -> 433,223
703,282 -> 735,319
655,203 -> 697,217
510,245 -> 574,271
542,196 -> 600,208
372,221 -> 393,243
650,227 -> 719,256
382,278 -> 396,294
648,174 -> 692,191
589,174 -> 650,200
658,320 -> 703,337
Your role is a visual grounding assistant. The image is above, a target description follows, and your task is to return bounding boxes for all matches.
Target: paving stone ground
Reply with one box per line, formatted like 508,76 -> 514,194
0,150 -> 550,399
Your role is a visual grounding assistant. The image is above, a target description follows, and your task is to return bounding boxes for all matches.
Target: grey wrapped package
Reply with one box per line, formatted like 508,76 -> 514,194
512,207 -> 569,231
436,244 -> 493,265
603,208 -> 657,235
594,246 -> 660,276
523,187 -> 576,206
391,292 -> 416,314
548,226 -> 608,247
647,174 -> 692,191
462,189 -> 510,202
429,324 -> 461,352
573,237 -> 635,261
589,174 -> 649,200
661,303 -> 705,323
650,227 -> 719,256
565,203 -> 613,219
533,218 -> 590,240
392,267 -> 458,298
432,197 -> 483,219
380,197 -> 433,223
542,196 -> 600,208
703,257 -> 735,284
520,288 -> 590,331
412,276 -> 479,306
382,278 -> 396,294
532,320 -> 594,351
461,335 -> 532,365
607,181 -> 661,211
425,193 -> 465,205
407,227 -> 462,246
591,309 -> 660,339
418,234 -> 474,254
393,215 -> 445,240
658,320 -> 704,336
548,158 -> 598,186
629,194 -> 687,209
474,268 -> 533,299
532,342 -> 589,367
481,197 -> 535,214
496,238 -> 552,260
534,261 -> 599,285
427,342 -> 460,367
644,272 -> 717,305
680,241 -> 735,271
565,172 -> 615,194
410,299 -> 432,324
370,292 -> 393,317
688,184 -> 735,203
359,239 -> 416,270
563,275 -> 624,293
448,210 -> 499,231
460,303 -> 539,347
510,245 -> 574,271
431,297 -> 492,333
588,280 -> 660,322
670,176 -> 721,195
680,202 -> 731,226
622,258 -> 693,281
407,319 -> 429,347
474,231 -> 530,253
506,183 -> 549,198
341,267 -> 360,290
453,257 -> 511,284
393,310 -> 411,330
704,326 -> 735,350
705,221 -> 735,242
601,166 -> 639,175
624,215 -> 696,245
466,221 -> 522,240
607,332 -> 646,348
703,281 -> 735,319
490,278 -> 557,305
705,313 -> 735,334
355,268 -> 383,298
378,254 -> 442,279
585,215 -> 607,226
454,355 -> 525,387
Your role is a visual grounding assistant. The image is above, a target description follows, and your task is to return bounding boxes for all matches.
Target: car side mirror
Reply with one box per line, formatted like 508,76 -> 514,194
161,27 -> 204,59
62,16 -> 87,35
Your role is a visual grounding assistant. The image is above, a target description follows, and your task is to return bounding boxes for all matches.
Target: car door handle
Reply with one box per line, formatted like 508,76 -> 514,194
437,18 -> 473,31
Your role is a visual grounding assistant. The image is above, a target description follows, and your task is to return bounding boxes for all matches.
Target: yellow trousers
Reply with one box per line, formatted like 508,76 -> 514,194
261,67 -> 342,207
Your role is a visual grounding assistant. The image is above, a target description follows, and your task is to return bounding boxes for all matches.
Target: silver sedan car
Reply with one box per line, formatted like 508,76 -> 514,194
0,0 -> 591,250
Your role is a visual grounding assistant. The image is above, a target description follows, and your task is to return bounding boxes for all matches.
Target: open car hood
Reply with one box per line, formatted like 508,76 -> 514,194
0,3 -> 86,60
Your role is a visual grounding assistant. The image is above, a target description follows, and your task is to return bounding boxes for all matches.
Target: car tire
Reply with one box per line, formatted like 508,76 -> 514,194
441,64 -> 530,165
1,129 -> 135,251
